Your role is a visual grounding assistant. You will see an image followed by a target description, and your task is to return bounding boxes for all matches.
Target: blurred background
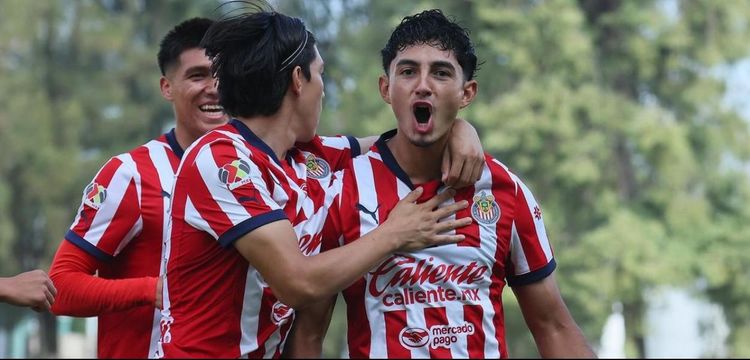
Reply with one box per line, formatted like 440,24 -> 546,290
1,0 -> 749,358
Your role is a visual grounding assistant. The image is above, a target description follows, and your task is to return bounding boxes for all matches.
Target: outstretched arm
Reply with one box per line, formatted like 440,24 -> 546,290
283,296 -> 337,358
49,241 -> 159,316
0,269 -> 57,312
512,273 -> 596,358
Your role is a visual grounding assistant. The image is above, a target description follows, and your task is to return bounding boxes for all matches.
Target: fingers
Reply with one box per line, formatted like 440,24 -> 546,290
433,200 -> 469,220
428,233 -> 466,247
422,188 -> 456,209
443,156 -> 464,188
44,287 -> 55,309
401,186 -> 424,204
46,276 -> 57,297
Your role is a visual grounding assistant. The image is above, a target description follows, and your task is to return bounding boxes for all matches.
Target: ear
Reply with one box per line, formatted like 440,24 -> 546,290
378,74 -> 391,104
459,79 -> 478,109
160,76 -> 172,101
290,66 -> 304,96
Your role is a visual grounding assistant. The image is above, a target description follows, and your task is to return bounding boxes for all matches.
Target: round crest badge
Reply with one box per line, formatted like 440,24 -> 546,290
471,191 -> 500,224
399,327 -> 429,349
305,153 -> 331,179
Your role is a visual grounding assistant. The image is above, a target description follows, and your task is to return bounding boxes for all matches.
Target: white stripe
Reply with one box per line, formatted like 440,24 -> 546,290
510,222 -> 530,275
185,196 -> 217,239
84,154 -> 142,250
516,180 -> 553,261
319,135 -> 350,150
239,269 -> 263,356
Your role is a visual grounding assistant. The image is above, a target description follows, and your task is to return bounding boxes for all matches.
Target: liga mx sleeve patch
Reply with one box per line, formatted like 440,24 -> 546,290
83,182 -> 107,209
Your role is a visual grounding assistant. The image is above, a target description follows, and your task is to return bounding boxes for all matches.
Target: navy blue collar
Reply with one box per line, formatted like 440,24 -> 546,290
229,119 -> 282,165
165,128 -> 184,159
374,129 -> 417,189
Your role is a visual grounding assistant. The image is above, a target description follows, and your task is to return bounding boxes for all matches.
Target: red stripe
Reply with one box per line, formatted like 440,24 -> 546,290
385,309 -> 411,358
344,279 -> 370,358
514,187 -> 547,270
424,307 -> 451,358
369,157 -> 400,222
464,304 -> 485,358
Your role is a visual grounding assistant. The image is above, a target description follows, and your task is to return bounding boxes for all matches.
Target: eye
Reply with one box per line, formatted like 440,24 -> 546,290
434,70 -> 451,78
399,68 -> 415,76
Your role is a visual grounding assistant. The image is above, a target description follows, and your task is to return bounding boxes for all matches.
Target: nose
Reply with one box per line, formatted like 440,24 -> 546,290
415,73 -> 432,98
205,78 -> 219,96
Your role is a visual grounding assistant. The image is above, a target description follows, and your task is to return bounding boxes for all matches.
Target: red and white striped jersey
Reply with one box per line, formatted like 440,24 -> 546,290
66,129 -> 184,358
321,130 -> 556,359
158,119 -> 358,358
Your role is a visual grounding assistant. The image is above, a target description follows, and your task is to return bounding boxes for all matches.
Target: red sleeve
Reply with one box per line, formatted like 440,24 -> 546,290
49,240 -> 158,316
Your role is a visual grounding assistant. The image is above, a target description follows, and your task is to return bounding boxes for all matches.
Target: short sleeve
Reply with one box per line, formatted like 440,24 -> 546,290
182,139 -> 287,248
66,156 -> 142,261
506,177 -> 556,287
296,135 -> 359,172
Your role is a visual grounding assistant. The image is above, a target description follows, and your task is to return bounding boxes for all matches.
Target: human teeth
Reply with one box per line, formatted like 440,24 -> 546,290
200,105 -> 224,112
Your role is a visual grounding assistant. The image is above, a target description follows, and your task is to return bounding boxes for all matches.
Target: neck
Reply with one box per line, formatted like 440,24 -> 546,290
173,124 -> 200,151
387,132 -> 448,185
236,109 -> 296,161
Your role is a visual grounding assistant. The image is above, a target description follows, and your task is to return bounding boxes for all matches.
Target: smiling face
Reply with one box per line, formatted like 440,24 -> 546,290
160,48 -> 228,142
379,43 -> 476,147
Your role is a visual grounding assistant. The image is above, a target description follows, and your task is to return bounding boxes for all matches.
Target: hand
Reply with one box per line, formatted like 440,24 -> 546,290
442,118 -> 484,189
0,269 -> 57,312
381,187 -> 472,252
155,276 -> 163,309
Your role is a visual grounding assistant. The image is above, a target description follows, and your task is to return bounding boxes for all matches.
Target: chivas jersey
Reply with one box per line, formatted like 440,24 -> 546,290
65,129 -> 184,358
158,119 -> 358,358
322,130 -> 556,358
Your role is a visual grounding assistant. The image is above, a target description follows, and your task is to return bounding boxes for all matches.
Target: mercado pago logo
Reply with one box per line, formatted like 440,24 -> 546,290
399,323 -> 476,350
368,255 -> 489,306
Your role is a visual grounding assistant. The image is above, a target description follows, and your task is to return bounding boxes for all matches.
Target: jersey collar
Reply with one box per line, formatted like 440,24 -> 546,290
229,118 -> 282,166
374,129 -> 445,192
165,128 -> 185,159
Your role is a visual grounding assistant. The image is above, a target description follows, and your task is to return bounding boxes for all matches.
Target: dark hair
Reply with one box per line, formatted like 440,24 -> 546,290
200,11 -> 316,118
381,9 -> 478,81
157,17 -> 214,76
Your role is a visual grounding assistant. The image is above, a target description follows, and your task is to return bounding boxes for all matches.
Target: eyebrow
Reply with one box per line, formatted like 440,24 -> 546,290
395,59 -> 456,72
183,65 -> 210,75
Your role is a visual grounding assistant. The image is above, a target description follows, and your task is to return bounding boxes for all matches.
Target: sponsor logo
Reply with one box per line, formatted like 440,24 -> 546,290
398,323 -> 476,350
399,327 -> 429,349
368,255 -> 489,306
471,191 -> 500,224
304,153 -> 330,179
356,203 -> 380,224
218,159 -> 252,190
271,301 -> 294,325
83,182 -> 107,209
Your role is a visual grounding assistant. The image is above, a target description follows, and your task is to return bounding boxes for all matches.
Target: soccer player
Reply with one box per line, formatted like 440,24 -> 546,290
156,10 -> 477,358
47,18 -> 228,358
285,9 -> 597,358
0,270 -> 56,312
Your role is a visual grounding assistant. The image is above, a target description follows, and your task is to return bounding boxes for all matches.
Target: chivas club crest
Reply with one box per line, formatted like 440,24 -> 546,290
304,153 -> 330,179
471,191 -> 500,224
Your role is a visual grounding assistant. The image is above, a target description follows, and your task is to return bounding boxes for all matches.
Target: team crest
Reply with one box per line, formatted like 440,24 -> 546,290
304,153 -> 330,179
218,159 -> 252,190
471,191 -> 500,224
83,182 -> 107,209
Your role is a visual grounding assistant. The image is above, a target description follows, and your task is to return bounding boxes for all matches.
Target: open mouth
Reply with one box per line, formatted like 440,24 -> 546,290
413,104 -> 432,124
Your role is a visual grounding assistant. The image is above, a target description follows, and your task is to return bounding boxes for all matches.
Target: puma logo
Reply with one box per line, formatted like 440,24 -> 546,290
357,203 -> 380,224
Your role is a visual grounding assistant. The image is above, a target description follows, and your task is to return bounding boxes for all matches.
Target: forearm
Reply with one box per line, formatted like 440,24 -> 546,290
533,324 -> 596,358
291,229 -> 397,307
283,297 -> 336,358
49,241 -> 158,316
